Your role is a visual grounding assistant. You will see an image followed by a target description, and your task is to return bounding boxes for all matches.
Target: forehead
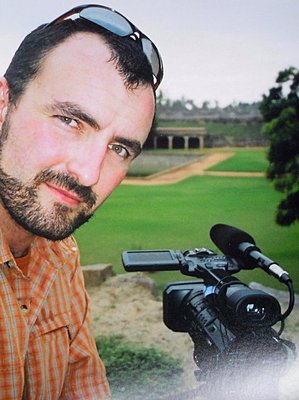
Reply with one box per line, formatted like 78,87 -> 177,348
39,32 -> 123,93
26,32 -> 155,134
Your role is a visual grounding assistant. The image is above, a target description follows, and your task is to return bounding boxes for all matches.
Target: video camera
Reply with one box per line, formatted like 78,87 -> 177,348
122,224 -> 296,400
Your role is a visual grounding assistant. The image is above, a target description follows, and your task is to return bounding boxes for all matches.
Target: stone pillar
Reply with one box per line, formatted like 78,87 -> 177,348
184,136 -> 189,150
199,135 -> 204,149
168,135 -> 173,150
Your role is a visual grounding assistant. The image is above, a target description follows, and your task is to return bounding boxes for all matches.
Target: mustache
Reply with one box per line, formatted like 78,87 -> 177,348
34,170 -> 97,208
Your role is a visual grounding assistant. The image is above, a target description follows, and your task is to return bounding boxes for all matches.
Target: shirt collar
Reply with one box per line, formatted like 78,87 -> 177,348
0,227 -> 14,265
0,226 -> 72,270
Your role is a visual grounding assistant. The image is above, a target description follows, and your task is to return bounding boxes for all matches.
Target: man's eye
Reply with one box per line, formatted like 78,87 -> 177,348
109,143 -> 130,158
57,116 -> 78,128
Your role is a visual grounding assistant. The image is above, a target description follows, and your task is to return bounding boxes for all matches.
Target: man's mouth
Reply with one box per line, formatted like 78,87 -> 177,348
45,182 -> 82,207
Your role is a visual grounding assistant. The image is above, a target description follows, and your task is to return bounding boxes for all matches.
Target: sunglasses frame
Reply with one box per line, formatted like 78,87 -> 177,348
46,3 -> 163,90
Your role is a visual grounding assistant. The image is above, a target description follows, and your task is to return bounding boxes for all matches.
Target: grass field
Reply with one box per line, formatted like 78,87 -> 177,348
207,148 -> 269,172
74,150 -> 299,294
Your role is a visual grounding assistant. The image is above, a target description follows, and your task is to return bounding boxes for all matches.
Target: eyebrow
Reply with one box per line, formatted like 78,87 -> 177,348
47,101 -> 101,130
115,136 -> 142,158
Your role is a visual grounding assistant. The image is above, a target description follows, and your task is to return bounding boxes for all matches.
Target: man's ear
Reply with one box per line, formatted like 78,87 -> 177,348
0,77 -> 10,125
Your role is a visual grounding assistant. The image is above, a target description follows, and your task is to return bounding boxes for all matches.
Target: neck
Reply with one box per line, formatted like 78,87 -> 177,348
0,204 -> 35,257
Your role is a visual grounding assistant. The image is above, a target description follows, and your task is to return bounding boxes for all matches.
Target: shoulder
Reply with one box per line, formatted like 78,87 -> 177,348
45,236 -> 81,281
45,235 -> 80,260
57,235 -> 80,256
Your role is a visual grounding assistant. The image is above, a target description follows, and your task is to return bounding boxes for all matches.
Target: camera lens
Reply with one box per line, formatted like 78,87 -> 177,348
246,303 -> 266,318
224,285 -> 281,327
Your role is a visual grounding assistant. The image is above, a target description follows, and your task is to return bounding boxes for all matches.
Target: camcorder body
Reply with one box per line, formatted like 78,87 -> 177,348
122,224 -> 297,400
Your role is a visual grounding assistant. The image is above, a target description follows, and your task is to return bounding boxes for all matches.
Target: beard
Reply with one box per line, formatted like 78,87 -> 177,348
0,117 -> 97,241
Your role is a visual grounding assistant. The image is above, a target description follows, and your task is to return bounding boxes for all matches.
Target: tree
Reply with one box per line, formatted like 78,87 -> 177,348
259,67 -> 299,226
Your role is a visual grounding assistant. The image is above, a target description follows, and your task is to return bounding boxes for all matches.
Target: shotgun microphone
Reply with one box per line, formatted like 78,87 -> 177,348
210,224 -> 291,283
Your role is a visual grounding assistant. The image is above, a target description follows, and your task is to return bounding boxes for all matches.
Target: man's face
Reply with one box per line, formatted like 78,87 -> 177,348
0,32 -> 155,240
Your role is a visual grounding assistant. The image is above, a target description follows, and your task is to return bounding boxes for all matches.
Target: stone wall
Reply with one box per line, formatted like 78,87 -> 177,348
128,153 -> 202,177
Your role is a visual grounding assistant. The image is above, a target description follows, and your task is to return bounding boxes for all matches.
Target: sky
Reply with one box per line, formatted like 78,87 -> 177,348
0,0 -> 298,107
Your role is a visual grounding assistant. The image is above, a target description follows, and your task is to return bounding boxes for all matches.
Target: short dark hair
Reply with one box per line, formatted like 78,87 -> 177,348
4,18 -> 154,105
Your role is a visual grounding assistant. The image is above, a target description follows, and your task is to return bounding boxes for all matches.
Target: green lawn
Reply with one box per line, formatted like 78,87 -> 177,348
207,148 -> 269,172
75,174 -> 299,294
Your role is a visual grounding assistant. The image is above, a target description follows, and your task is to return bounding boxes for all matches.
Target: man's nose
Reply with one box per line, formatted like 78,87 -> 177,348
66,141 -> 107,187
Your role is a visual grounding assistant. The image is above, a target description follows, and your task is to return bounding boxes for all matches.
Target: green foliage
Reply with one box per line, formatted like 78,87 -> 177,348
95,334 -> 183,399
205,121 -> 263,139
260,67 -> 299,226
260,67 -> 299,122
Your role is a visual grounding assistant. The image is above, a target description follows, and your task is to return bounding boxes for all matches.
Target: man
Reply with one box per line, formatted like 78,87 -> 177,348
0,4 -> 163,399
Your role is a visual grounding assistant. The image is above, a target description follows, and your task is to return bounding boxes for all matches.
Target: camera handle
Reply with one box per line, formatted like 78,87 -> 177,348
194,326 -> 296,400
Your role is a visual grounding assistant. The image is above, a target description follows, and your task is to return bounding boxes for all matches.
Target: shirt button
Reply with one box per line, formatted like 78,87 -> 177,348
20,305 -> 29,314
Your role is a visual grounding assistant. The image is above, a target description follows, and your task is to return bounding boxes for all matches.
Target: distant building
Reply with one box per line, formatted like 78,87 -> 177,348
150,127 -> 206,150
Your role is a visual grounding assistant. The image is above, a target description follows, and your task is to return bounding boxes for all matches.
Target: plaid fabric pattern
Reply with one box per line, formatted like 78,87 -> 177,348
0,229 -> 110,399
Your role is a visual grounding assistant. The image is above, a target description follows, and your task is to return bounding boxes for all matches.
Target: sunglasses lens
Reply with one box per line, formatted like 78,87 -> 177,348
141,38 -> 160,78
80,7 -> 133,37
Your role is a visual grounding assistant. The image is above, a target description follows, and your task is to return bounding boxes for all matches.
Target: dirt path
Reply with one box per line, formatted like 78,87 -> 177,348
122,152 -> 264,186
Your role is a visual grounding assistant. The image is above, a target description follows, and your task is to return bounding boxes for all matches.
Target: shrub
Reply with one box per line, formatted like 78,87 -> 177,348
95,334 -> 184,399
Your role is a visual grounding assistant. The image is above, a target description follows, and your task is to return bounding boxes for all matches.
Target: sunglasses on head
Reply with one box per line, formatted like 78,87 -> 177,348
45,4 -> 164,90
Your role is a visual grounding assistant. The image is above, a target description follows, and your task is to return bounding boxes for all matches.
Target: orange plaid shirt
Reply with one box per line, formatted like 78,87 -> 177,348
0,229 -> 110,399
